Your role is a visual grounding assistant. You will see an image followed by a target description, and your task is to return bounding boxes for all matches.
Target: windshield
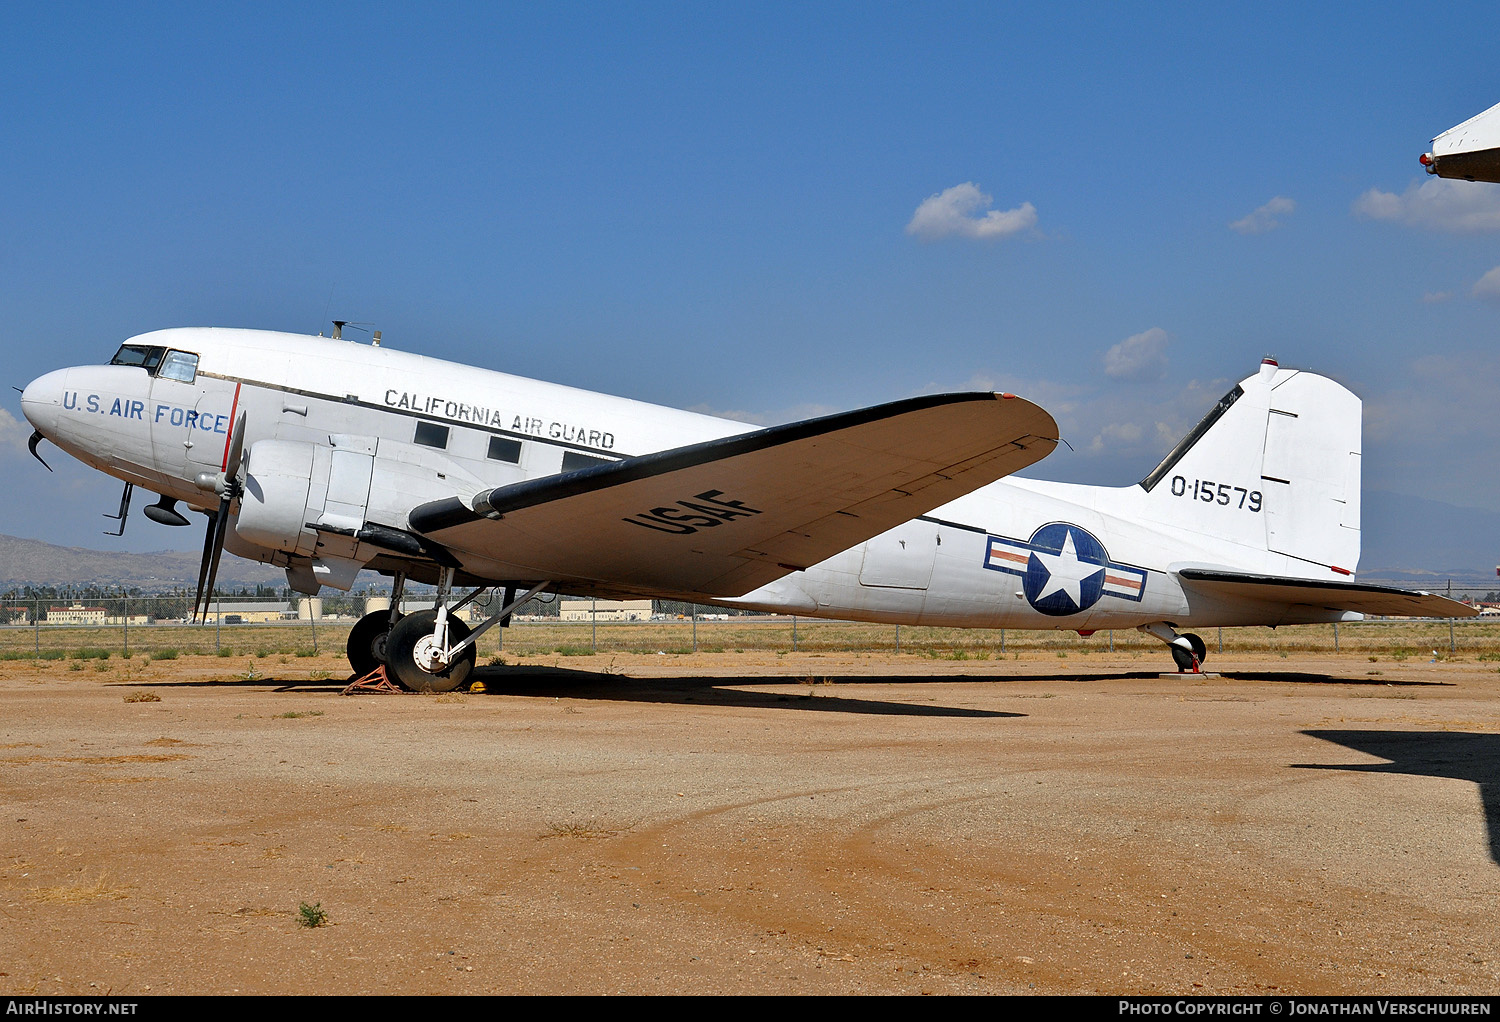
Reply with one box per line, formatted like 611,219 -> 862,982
110,344 -> 166,371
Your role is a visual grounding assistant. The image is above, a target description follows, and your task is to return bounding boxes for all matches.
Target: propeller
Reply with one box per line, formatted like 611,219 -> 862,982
191,411 -> 248,623
28,429 -> 52,471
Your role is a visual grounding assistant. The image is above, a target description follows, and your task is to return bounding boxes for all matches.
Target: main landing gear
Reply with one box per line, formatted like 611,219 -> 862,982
1140,623 -> 1207,673
351,568 -> 548,693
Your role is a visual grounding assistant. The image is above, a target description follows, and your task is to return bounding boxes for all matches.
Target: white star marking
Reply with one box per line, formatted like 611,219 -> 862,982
1031,530 -> 1105,610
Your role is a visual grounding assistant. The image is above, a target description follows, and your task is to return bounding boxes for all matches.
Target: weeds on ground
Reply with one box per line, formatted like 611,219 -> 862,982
297,901 -> 327,928
123,691 -> 161,703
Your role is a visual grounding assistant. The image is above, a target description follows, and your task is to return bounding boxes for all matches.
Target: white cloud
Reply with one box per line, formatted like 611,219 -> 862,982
0,408 -> 31,455
1086,421 -> 1143,455
1229,196 -> 1296,234
1352,178 -> 1500,233
1422,290 -> 1453,303
905,182 -> 1037,241
1472,267 -> 1500,304
1103,327 -> 1169,382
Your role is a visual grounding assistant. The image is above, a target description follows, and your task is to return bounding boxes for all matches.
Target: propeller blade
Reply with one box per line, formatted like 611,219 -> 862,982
192,509 -> 218,623
193,411 -> 247,623
28,430 -> 52,472
198,497 -> 231,624
224,410 -> 247,476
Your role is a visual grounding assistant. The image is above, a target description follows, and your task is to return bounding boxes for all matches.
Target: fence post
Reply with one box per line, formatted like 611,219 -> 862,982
1449,579 -> 1455,653
895,623 -> 900,653
123,597 -> 129,657
1000,628 -> 1005,654
792,616 -> 798,652
215,595 -> 221,651
1333,623 -> 1339,652
1109,629 -> 1114,653
1217,627 -> 1223,654
692,607 -> 697,653
35,599 -> 40,657
591,598 -> 596,652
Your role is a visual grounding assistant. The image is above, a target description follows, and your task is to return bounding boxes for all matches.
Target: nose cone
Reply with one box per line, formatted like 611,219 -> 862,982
21,368 -> 69,435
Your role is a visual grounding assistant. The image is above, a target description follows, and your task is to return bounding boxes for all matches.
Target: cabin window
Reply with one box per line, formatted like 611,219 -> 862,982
110,344 -> 166,372
414,421 -> 450,449
561,451 -> 610,473
157,350 -> 199,383
487,436 -> 523,463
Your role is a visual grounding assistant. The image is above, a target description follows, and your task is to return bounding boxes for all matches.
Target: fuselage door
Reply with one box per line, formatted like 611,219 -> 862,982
148,351 -> 239,475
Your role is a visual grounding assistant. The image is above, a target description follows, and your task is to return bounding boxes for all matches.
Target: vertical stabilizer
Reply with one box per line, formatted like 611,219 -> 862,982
1137,360 -> 1361,574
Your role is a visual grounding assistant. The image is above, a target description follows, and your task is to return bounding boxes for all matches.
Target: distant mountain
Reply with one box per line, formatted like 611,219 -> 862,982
0,534 -> 285,590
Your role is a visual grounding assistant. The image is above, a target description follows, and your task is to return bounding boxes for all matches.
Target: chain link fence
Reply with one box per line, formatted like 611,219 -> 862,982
2,584 -> 1496,662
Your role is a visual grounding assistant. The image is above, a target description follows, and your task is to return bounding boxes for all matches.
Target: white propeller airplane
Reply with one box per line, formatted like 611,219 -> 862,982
20,326 -> 1473,690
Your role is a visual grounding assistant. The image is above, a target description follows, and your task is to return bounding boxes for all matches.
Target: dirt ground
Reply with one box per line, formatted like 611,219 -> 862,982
2,648 -> 1498,996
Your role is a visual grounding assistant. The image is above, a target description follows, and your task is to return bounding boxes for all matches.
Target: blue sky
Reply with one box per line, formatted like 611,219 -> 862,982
1,2 -> 1497,568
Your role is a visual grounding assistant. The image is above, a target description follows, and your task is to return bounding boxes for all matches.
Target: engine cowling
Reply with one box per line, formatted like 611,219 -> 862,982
235,438 -> 374,557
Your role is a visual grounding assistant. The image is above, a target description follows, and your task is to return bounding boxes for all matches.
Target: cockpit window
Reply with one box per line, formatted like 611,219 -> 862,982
157,350 -> 199,383
110,344 -> 166,371
109,344 -> 201,382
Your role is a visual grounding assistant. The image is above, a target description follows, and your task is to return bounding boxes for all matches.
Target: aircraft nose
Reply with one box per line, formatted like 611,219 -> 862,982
20,368 -> 69,435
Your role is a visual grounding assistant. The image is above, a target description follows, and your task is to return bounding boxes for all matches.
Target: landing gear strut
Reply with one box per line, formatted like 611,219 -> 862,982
379,570 -> 548,693
1141,623 -> 1207,673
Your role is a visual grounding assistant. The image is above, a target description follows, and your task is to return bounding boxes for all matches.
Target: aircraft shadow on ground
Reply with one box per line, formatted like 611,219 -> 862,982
1298,729 -> 1500,867
119,668 -> 1021,717
462,667 -> 1022,717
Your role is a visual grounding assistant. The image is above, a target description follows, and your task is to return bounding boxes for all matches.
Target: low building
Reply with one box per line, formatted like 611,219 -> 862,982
207,601 -> 297,624
45,605 -> 108,625
559,599 -> 653,622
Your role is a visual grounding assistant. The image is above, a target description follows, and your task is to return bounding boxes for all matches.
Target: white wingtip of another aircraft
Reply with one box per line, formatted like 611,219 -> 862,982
1422,100 -> 1500,183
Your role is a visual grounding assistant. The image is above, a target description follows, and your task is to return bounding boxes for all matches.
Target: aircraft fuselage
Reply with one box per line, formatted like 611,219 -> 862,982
21,328 -> 1371,638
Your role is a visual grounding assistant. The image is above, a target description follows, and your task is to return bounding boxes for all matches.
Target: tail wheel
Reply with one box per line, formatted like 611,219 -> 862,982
346,610 -> 402,677
386,610 -> 475,692
1171,632 -> 1207,671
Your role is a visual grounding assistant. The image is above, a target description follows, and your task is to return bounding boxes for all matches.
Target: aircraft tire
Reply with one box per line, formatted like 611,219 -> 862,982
1170,633 -> 1208,671
346,610 -> 401,677
385,610 -> 476,693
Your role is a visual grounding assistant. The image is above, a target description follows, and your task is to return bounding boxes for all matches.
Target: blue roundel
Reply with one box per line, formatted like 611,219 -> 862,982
1021,523 -> 1109,617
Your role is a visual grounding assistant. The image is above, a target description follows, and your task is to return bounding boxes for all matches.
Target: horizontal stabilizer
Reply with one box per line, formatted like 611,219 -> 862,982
1177,569 -> 1477,618
410,392 -> 1057,597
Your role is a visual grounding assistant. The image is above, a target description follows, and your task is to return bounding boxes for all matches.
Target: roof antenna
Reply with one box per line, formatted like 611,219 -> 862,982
332,320 -> 346,340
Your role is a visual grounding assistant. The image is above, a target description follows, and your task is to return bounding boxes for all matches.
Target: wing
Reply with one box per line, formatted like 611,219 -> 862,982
410,392 -> 1057,597
1176,569 -> 1477,618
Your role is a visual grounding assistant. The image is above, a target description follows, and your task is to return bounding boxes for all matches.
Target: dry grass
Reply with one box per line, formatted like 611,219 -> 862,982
541,820 -> 621,840
31,873 -> 128,903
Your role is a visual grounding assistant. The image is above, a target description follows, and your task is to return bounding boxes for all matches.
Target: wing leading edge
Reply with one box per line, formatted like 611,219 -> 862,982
410,391 -> 1058,597
1176,569 -> 1477,619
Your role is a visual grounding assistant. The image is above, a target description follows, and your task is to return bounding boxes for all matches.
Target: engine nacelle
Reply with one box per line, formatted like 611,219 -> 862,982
235,438 -> 374,558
